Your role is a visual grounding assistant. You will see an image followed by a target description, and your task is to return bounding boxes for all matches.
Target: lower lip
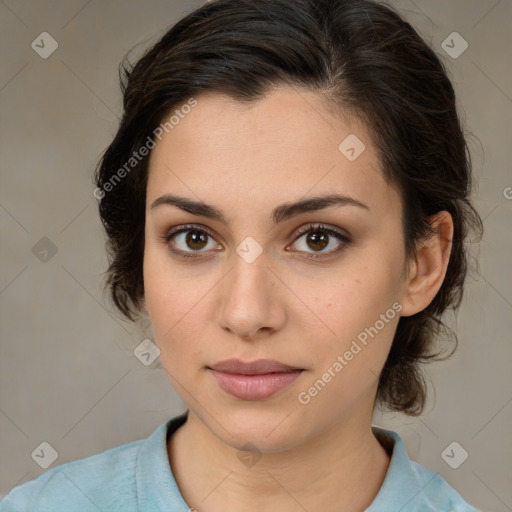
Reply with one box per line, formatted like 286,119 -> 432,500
209,369 -> 303,400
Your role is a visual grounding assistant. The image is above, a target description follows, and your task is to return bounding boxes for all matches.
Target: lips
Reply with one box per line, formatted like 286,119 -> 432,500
208,359 -> 304,400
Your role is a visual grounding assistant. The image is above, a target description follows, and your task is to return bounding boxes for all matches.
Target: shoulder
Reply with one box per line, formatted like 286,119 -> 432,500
0,438 -> 143,512
408,460 -> 480,512
369,426 -> 480,512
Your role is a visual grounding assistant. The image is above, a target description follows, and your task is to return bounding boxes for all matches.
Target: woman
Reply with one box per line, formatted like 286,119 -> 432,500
1,0 -> 482,510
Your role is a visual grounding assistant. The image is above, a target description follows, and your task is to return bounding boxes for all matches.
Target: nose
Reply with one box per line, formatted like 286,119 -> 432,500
216,250 -> 286,342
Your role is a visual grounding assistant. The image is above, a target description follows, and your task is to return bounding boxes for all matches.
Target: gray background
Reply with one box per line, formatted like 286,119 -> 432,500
1,0 -> 511,510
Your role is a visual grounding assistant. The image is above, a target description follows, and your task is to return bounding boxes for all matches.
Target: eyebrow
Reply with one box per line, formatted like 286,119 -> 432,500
150,192 -> 369,225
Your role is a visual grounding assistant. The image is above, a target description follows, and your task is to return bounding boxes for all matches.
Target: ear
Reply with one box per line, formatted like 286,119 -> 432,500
400,211 -> 454,317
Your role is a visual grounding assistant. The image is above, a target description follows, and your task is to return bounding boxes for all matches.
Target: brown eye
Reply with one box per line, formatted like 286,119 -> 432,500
164,224 -> 221,260
290,224 -> 352,259
304,230 -> 329,251
184,230 -> 209,250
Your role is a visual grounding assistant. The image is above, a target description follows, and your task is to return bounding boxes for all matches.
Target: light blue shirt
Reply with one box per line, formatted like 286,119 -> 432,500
1,412 -> 479,511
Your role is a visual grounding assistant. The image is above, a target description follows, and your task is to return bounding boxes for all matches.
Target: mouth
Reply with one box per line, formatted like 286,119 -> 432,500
207,359 -> 305,400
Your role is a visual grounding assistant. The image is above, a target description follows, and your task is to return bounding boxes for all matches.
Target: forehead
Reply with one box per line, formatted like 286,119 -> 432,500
146,88 -> 399,220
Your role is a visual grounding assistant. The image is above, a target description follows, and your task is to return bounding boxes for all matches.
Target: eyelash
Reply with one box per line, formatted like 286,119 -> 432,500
162,223 -> 352,261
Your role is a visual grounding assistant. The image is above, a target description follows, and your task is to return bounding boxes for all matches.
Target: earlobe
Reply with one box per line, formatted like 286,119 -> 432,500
400,211 -> 454,317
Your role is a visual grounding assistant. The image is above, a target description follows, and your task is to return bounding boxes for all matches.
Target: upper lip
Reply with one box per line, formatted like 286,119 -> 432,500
208,359 -> 303,375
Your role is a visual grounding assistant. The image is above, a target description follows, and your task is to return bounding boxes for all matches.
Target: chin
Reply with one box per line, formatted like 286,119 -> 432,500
201,400 -> 315,453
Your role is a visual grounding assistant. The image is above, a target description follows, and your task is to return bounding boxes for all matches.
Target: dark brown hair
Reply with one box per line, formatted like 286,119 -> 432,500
94,0 -> 482,415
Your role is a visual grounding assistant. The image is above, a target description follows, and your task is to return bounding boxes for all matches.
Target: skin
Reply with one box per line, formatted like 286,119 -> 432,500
142,87 -> 453,512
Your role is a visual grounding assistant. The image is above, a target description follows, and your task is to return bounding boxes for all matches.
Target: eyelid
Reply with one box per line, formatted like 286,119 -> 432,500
292,223 -> 350,243
164,223 -> 218,241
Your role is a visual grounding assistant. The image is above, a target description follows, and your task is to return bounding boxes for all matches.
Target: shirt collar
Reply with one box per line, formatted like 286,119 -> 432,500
366,426 -> 431,511
136,412 -> 190,511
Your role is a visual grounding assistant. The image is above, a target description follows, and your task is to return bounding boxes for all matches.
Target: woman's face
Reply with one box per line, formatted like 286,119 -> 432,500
143,87 -> 410,451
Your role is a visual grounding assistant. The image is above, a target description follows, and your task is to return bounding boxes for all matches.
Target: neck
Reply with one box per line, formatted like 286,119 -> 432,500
168,403 -> 390,512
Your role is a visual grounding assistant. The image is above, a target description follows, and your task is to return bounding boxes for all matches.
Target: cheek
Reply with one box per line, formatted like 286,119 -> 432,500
143,241 -> 194,311
142,244 -> 215,362
306,250 -> 404,375
319,258 -> 403,334
143,245 -> 185,344
142,226 -> 404,369
297,277 -> 401,415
